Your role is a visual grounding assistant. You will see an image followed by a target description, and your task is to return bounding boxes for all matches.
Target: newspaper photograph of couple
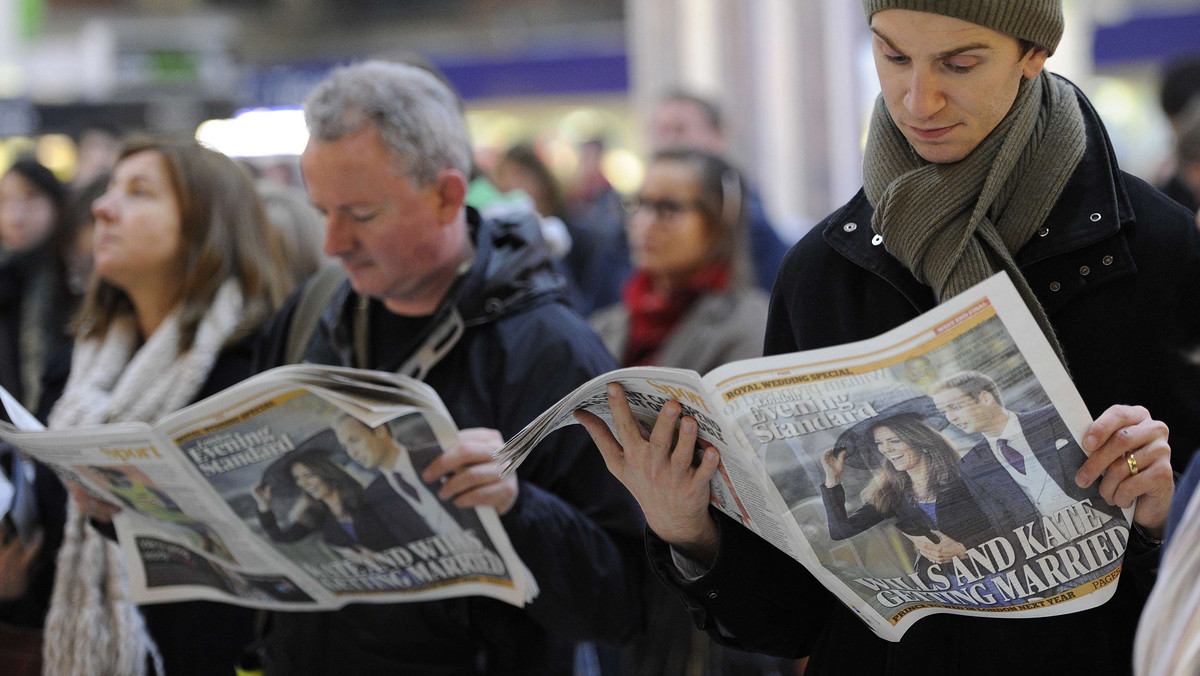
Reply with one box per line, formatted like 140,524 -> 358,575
0,366 -> 537,610
748,319 -> 1127,626
193,396 -> 517,601
496,274 -> 1132,640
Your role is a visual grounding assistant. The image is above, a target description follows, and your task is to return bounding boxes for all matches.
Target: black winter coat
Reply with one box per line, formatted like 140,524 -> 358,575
255,208 -> 647,676
650,81 -> 1200,675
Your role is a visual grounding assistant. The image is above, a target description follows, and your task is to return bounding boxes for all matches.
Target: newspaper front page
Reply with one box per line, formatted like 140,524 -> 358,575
497,273 -> 1131,640
0,365 -> 537,610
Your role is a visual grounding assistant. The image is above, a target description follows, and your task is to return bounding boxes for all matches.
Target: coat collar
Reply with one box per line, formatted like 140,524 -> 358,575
823,76 -> 1135,313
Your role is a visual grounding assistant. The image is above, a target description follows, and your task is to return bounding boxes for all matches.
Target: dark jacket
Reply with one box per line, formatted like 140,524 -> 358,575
256,208 -> 646,676
745,187 -> 790,293
257,488 -> 435,552
37,332 -> 260,676
648,82 -> 1196,675
0,244 -> 72,412
959,406 -> 1123,536
0,453 -> 66,631
821,477 -> 995,550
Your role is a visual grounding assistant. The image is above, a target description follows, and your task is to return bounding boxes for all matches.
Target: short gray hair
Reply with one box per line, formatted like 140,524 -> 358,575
303,60 -> 472,186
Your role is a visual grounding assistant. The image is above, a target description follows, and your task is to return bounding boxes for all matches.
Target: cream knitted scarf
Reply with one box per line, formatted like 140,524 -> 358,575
43,280 -> 247,676
862,72 -> 1086,365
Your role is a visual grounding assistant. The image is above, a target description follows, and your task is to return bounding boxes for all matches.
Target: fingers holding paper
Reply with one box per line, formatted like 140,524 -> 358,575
575,382 -> 720,564
1075,404 -> 1173,537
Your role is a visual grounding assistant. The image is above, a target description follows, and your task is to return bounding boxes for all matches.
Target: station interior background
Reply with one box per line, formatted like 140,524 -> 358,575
1,0 -> 1198,243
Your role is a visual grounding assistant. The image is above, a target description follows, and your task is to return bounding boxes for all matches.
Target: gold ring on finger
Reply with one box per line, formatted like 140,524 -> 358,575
1125,450 -> 1139,476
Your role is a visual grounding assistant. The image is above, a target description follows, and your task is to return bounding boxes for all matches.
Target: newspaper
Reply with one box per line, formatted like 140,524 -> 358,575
0,365 -> 537,610
497,273 -> 1132,641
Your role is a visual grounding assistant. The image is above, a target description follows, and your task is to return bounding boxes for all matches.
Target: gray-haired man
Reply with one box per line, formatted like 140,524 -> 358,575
256,61 -> 645,675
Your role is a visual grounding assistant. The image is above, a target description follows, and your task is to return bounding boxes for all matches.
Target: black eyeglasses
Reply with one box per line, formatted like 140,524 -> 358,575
623,195 -> 706,223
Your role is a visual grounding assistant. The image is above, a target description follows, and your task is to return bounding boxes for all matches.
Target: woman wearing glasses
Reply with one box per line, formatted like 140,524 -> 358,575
591,148 -> 769,375
589,148 -> 775,675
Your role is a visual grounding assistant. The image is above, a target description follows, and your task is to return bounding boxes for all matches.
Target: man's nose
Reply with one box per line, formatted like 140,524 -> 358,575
323,215 -> 353,257
903,70 -> 945,121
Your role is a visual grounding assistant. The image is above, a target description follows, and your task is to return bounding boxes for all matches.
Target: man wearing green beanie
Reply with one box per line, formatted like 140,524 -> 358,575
576,2 -> 1200,674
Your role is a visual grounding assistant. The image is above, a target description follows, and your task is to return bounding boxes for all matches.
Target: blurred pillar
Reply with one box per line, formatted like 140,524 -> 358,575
626,0 -> 872,240
1054,0 -> 1096,86
0,0 -> 22,96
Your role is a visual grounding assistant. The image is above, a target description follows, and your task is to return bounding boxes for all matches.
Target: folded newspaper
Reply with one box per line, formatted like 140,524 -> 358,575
0,365 -> 537,610
497,273 -> 1132,641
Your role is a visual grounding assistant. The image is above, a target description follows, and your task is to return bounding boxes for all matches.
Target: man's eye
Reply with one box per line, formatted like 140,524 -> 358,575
350,211 -> 378,222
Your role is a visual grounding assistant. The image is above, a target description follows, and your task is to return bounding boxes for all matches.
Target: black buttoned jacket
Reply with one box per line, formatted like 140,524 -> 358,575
649,77 -> 1200,676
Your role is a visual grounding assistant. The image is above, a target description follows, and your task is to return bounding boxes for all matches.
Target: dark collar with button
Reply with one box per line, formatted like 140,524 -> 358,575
821,76 -> 1135,316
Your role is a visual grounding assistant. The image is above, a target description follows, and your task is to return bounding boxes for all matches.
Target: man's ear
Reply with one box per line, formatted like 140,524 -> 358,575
978,391 -> 996,408
1022,46 -> 1050,80
432,169 -> 468,226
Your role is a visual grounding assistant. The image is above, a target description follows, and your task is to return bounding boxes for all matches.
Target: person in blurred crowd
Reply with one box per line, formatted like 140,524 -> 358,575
488,143 -> 573,266
1142,338 -> 1200,675
253,60 -> 645,675
255,179 -> 328,288
1166,102 -> 1200,218
0,162 -> 88,676
69,125 -> 120,196
1158,55 -> 1200,212
577,2 -> 1197,674
590,147 -> 773,676
59,173 -> 107,299
1136,436 -> 1200,675
592,148 -> 767,373
0,159 -> 70,411
0,444 -> 61,676
42,138 -> 295,676
493,143 -> 569,225
651,90 -> 790,291
564,137 -> 632,315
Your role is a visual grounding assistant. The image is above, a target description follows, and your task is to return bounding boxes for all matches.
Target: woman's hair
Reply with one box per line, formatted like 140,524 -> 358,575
286,454 -> 366,527
1,157 -> 67,254
499,143 -> 567,219
648,147 -> 753,285
56,171 -> 108,297
77,137 -> 294,350
4,157 -> 67,210
861,415 -> 961,514
255,179 -> 327,288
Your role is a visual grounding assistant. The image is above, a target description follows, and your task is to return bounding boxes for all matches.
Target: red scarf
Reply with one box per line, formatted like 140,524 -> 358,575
622,262 -> 731,366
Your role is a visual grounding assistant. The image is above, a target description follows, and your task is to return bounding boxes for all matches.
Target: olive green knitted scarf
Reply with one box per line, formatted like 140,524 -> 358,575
862,72 -> 1086,365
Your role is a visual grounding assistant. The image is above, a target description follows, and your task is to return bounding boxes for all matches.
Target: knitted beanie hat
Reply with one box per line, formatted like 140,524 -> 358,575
861,0 -> 1064,54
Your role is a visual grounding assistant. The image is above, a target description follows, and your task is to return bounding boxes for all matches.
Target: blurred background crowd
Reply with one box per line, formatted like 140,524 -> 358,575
0,0 -> 1197,259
